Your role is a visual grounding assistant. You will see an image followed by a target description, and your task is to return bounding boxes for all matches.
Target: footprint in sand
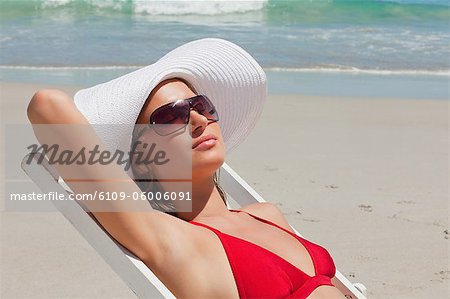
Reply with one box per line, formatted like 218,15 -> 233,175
358,204 -> 373,212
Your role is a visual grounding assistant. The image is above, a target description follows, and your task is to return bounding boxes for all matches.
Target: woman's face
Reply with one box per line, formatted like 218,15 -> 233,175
135,78 -> 225,181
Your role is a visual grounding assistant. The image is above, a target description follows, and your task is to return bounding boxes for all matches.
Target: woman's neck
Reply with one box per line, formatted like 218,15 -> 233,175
175,175 -> 228,222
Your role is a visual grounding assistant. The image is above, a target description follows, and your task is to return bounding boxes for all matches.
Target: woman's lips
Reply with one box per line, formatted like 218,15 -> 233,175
193,135 -> 217,150
194,138 -> 217,150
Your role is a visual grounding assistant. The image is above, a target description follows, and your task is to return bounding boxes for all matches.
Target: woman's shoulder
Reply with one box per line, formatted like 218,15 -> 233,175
238,202 -> 296,233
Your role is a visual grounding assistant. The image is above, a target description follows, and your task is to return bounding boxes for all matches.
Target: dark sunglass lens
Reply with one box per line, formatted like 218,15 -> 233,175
192,96 -> 218,120
151,101 -> 189,135
152,103 -> 186,124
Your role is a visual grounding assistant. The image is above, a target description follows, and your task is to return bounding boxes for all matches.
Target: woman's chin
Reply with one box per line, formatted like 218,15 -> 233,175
191,154 -> 224,178
191,138 -> 225,176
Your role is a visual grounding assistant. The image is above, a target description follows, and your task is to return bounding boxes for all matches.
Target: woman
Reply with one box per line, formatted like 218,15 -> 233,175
27,38 -> 345,298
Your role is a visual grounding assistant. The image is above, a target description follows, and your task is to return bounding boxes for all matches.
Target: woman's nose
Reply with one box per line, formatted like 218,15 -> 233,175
189,109 -> 208,135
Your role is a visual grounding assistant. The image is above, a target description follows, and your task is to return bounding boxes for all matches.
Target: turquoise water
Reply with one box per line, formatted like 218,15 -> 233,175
0,0 -> 449,99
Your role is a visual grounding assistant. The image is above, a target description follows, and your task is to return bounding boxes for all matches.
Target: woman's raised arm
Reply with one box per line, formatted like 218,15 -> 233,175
27,89 -> 195,269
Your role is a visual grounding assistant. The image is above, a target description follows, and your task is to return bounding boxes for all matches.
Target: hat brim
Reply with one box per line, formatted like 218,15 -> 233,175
74,38 -> 267,154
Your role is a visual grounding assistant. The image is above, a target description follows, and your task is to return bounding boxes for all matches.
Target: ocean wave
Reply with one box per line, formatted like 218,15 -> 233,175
38,0 -> 268,16
376,0 -> 448,6
1,65 -> 448,76
133,0 -> 267,16
2,0 -> 447,22
0,65 -> 143,70
265,67 -> 450,76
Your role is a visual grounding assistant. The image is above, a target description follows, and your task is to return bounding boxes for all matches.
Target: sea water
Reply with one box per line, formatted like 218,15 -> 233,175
1,0 -> 448,99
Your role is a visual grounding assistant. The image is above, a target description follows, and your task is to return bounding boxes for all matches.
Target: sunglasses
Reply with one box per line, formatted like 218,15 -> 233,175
149,95 -> 219,136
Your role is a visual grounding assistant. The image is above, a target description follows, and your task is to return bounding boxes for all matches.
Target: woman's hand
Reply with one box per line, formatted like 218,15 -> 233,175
27,89 -> 141,205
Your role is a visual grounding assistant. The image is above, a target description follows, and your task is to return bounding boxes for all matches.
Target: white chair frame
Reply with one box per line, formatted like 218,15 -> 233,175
21,153 -> 367,299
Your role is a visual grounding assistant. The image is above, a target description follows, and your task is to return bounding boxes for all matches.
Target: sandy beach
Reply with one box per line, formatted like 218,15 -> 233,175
1,82 -> 448,298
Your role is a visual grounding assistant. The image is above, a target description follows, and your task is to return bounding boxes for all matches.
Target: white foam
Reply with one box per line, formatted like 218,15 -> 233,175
1,65 -> 449,76
39,0 -> 268,15
41,0 -> 73,8
0,65 -> 142,70
265,67 -> 450,76
0,36 -> 12,42
91,0 -> 128,10
133,0 -> 267,16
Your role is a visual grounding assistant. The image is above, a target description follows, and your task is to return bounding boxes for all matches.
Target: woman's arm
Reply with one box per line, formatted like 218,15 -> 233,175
27,89 -> 194,268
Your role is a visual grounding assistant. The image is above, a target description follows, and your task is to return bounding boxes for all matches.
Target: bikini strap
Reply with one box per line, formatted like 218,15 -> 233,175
189,220 -> 221,233
229,209 -> 298,238
190,209 -> 297,239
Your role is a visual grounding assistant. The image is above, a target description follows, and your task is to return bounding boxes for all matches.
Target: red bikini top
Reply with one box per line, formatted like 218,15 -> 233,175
189,209 -> 336,298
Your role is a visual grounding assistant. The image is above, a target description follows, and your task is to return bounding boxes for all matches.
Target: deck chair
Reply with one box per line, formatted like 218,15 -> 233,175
21,152 -> 367,298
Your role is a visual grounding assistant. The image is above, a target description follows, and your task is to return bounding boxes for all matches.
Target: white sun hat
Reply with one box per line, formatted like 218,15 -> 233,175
73,38 -> 267,154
